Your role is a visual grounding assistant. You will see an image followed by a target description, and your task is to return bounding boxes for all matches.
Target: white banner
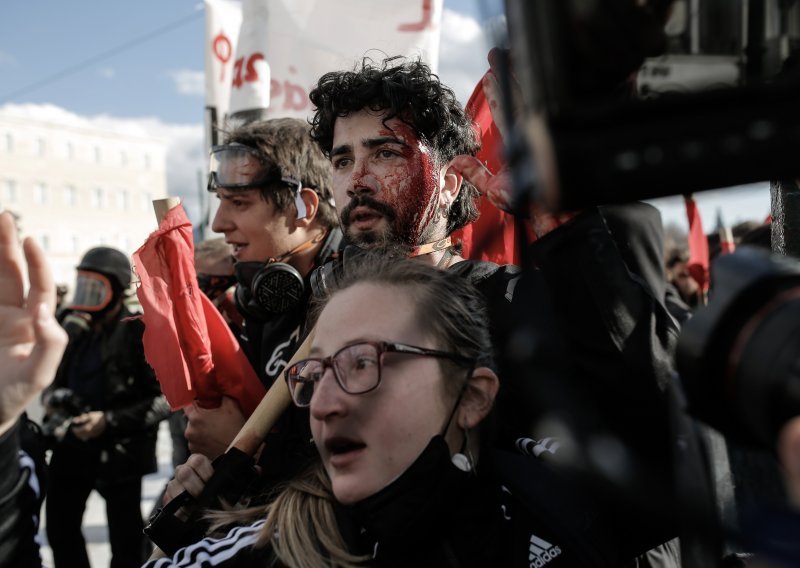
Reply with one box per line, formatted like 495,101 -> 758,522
227,0 -> 444,119
228,0 -> 271,115
204,0 -> 243,146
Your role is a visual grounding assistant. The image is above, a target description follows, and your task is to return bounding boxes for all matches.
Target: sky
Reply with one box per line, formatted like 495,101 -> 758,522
0,0 -> 773,234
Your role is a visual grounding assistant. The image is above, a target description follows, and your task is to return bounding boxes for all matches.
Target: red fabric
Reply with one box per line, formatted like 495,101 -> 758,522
684,195 -> 710,292
452,71 -> 526,265
133,205 -> 265,415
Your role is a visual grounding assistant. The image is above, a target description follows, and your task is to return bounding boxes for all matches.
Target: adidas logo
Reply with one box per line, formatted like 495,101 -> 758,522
528,533 -> 562,567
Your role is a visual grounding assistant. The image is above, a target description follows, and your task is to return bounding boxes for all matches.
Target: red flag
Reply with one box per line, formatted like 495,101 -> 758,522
452,70 -> 528,265
684,195 -> 710,292
132,205 -> 265,415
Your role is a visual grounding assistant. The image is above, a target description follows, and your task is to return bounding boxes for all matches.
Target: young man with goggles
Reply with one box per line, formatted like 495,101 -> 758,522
183,118 -> 341,492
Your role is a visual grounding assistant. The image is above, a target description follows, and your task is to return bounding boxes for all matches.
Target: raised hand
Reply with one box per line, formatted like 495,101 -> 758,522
0,211 -> 68,436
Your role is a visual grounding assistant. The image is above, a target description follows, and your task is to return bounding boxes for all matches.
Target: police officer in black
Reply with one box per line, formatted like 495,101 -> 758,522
44,247 -> 170,568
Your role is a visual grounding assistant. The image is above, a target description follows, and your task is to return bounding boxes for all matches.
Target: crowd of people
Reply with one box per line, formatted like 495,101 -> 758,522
1,32 -> 800,568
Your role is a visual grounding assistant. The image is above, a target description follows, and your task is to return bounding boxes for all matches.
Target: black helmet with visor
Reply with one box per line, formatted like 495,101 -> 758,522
71,246 -> 131,313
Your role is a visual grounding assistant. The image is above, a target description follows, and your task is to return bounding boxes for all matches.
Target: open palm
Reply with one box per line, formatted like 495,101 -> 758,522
0,211 -> 67,436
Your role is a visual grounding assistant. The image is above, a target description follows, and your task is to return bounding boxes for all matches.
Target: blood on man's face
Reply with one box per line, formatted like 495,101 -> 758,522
330,110 -> 442,247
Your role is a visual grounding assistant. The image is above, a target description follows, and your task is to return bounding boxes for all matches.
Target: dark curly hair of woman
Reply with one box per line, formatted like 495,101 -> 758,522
309,56 -> 481,234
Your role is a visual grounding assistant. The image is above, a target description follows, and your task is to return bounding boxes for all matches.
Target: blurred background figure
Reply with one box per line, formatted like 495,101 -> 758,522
194,237 -> 242,336
55,283 -> 69,315
665,246 -> 701,322
43,246 -> 170,568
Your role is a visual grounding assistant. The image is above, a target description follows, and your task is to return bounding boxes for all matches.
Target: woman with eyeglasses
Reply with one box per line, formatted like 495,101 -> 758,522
146,255 -> 507,566
142,254 -> 676,568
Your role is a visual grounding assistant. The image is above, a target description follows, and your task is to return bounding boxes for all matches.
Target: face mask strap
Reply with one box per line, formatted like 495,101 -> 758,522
438,365 -> 474,438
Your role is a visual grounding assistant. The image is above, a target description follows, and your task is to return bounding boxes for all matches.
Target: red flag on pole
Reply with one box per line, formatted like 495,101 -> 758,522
684,194 -> 710,292
452,70 -> 527,266
133,205 -> 265,415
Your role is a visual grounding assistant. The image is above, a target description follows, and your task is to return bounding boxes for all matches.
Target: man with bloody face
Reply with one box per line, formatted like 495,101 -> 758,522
310,57 -> 480,264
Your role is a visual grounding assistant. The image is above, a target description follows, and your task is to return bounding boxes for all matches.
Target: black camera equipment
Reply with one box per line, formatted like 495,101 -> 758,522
504,0 -> 800,211
677,246 -> 800,449
41,388 -> 89,445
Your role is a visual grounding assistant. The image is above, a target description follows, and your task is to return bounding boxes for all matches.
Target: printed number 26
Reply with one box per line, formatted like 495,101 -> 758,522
232,53 -> 265,89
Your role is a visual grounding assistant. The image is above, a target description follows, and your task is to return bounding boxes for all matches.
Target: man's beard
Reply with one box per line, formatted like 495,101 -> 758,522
340,194 -> 439,250
340,195 -> 398,247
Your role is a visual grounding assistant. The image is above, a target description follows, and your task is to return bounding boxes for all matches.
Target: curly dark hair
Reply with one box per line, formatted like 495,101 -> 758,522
309,57 -> 480,234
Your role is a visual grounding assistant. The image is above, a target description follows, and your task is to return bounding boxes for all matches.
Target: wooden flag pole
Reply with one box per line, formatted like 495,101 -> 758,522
153,197 -> 182,224
227,327 -> 314,456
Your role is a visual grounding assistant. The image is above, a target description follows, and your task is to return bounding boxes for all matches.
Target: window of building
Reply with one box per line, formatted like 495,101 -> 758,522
120,151 -> 127,166
144,154 -> 152,170
1,180 -> 16,203
71,235 -> 79,253
2,133 -> 12,153
64,185 -> 77,207
119,189 -> 130,211
91,187 -> 104,209
35,138 -> 45,157
66,142 -> 75,160
40,234 -> 50,251
33,183 -> 48,205
141,192 -> 152,211
94,146 -> 101,163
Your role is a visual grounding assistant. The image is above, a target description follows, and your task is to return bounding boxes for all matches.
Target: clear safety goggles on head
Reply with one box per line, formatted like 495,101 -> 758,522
207,143 -> 309,217
70,270 -> 113,312
207,143 -> 302,193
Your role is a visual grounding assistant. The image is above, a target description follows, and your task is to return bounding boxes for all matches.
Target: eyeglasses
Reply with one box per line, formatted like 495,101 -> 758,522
283,341 -> 474,407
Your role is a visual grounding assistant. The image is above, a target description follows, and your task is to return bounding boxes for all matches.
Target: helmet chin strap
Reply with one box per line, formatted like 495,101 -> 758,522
409,236 -> 452,258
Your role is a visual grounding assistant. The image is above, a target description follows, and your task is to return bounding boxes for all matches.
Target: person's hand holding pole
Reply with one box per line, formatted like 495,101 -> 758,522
0,211 -> 68,437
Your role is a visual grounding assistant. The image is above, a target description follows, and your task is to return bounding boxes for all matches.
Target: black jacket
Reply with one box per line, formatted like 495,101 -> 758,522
45,304 -> 170,478
453,205 -> 678,461
452,204 -> 681,560
236,233 -> 342,493
0,417 -> 46,568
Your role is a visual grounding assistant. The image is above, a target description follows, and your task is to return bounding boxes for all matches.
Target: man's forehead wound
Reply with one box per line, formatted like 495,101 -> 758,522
385,122 -> 439,158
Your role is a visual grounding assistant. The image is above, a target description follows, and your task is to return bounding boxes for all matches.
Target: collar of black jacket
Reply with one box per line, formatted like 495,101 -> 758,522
344,435 -> 494,562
